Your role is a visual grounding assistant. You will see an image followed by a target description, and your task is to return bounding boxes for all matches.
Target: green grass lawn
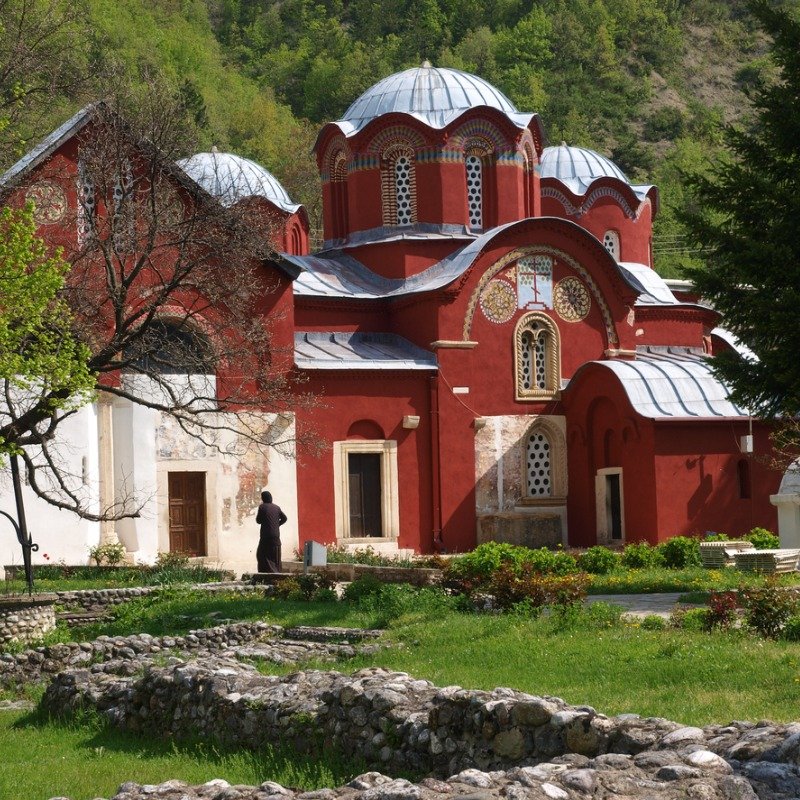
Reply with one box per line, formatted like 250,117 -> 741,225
4,591 -> 800,799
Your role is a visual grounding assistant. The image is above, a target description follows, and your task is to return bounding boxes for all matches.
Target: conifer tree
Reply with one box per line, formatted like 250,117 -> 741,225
682,0 -> 800,451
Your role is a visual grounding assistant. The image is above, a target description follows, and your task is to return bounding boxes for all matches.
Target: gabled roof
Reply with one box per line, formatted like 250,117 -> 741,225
0,103 -> 98,189
295,332 -> 437,370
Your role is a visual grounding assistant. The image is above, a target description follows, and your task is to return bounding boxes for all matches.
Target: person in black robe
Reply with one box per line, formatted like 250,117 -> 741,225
255,490 -> 287,573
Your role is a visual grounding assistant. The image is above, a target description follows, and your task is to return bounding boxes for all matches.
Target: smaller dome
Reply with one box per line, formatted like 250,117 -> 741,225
339,63 -> 533,133
178,150 -> 300,213
540,144 -> 629,193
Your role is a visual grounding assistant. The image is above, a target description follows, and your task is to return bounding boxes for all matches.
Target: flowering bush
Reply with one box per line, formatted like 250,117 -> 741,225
486,563 -> 589,611
577,546 -> 621,574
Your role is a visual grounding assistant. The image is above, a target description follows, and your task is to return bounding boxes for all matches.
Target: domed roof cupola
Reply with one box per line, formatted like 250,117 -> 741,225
337,61 -> 536,135
178,150 -> 301,213
540,144 -> 630,196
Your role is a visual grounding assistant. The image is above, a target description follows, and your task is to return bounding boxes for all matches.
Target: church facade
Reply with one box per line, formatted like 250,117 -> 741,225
0,64 -> 781,569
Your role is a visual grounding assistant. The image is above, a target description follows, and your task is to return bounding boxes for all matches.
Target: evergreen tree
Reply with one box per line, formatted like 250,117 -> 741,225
681,0 -> 800,444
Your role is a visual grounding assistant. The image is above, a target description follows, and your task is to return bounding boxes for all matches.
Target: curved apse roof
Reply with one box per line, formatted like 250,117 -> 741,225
338,62 -> 535,134
177,151 -> 301,213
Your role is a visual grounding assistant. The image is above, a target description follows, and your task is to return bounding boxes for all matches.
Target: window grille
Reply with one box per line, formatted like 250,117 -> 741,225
603,230 -> 620,260
466,154 -> 482,229
77,159 -> 96,245
526,431 -> 552,497
395,156 -> 413,225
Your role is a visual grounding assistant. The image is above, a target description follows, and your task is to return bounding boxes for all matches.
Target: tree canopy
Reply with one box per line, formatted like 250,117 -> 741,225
681,0 -> 800,443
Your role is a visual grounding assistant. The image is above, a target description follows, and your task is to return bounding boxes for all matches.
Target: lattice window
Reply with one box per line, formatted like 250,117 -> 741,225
526,431 -> 552,497
395,156 -> 413,225
515,312 -> 560,400
603,230 -> 620,260
465,154 -> 482,229
113,160 -> 134,252
77,158 -> 96,246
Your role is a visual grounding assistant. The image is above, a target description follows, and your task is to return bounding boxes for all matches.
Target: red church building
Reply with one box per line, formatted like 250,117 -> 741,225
0,63 -> 781,567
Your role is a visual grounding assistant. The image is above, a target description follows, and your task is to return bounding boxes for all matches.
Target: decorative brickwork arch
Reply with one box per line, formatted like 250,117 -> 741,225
462,245 -> 618,346
380,142 -> 417,226
514,312 -> 560,400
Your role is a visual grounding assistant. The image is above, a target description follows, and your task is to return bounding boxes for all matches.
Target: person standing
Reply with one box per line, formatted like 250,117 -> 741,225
255,490 -> 287,573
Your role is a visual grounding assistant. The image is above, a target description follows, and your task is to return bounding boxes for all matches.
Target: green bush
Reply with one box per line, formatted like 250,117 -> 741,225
782,615 -> 800,641
578,546 -> 621,575
88,542 -> 127,566
671,606 -> 709,632
658,536 -> 701,568
740,581 -> 799,639
621,541 -> 665,569
274,573 -> 335,601
486,564 -> 589,611
341,574 -> 384,603
745,528 -> 780,550
640,614 -> 667,630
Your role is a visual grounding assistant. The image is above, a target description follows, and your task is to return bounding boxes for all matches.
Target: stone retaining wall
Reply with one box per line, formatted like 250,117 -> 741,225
41,660 -> 800,799
281,562 -> 442,586
0,600 -> 56,645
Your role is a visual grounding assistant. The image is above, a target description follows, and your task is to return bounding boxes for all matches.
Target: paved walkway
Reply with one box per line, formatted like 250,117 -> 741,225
587,592 -> 701,618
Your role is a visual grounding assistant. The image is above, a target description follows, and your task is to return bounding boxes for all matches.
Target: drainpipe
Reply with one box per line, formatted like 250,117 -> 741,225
430,375 -> 443,552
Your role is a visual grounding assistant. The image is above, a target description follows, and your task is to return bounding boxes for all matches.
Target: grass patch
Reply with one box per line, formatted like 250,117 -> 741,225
587,567 -> 800,594
0,709 -> 366,800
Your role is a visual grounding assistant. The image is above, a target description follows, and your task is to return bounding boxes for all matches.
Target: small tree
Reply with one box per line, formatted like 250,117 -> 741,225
681,0 -> 800,456
0,203 -> 94,457
3,79 -> 316,520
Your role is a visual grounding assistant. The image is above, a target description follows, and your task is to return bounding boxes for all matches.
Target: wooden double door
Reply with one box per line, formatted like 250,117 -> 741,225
168,471 -> 207,555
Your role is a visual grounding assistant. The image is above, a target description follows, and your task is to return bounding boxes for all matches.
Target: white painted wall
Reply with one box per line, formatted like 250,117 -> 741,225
0,404 -> 101,569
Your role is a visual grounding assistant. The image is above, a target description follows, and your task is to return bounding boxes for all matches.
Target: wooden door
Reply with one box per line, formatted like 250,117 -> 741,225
348,453 -> 382,537
168,472 -> 207,555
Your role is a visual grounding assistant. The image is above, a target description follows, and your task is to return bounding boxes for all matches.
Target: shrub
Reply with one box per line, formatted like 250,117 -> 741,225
621,541 -> 665,569
745,527 -> 780,550
740,580 -> 799,638
578,546 -> 621,574
326,545 -> 415,568
274,572 -> 336,601
88,542 -> 127,566
671,606 -> 709,632
782,616 -> 800,642
658,536 -> 701,569
640,614 -> 667,630
706,591 -> 739,630
342,574 -> 384,603
487,564 -> 589,611
153,551 -> 191,570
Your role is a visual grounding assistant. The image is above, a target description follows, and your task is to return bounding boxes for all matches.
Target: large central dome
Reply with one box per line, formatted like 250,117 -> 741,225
339,62 -> 532,133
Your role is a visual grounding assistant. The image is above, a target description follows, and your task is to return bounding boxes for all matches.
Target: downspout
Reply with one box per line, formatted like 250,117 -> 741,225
430,375 -> 443,552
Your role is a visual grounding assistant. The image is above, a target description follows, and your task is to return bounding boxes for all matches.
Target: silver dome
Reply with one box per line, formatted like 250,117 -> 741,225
339,62 -> 534,133
178,151 -> 300,213
540,144 -> 630,194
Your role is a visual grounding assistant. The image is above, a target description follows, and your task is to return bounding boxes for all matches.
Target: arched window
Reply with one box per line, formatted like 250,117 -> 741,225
522,144 -> 535,218
330,149 -> 349,240
738,459 -> 751,499
381,145 -> 417,226
603,230 -> 620,260
514,312 -> 560,400
128,320 -> 215,375
465,154 -> 483,229
77,157 -> 96,246
526,429 -> 552,497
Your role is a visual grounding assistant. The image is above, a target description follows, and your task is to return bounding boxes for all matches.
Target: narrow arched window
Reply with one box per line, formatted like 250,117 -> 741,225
128,320 -> 215,375
526,430 -> 552,497
515,312 -> 560,400
603,230 -> 620,260
77,157 -> 96,245
381,145 -> 417,226
465,154 -> 483,229
522,145 -> 535,218
330,150 -> 349,240
738,459 -> 751,499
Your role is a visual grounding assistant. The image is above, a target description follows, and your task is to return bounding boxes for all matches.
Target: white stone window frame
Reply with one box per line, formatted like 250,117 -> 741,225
381,143 -> 417,227
514,312 -> 561,401
333,439 -> 400,542
518,418 -> 567,506
595,466 -> 625,544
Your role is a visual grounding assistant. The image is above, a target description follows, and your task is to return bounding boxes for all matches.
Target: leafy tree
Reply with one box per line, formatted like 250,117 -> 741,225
0,204 -> 95,456
681,0 -> 800,448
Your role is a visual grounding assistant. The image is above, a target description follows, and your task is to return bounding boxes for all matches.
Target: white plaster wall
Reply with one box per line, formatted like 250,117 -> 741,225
0,404 -> 100,568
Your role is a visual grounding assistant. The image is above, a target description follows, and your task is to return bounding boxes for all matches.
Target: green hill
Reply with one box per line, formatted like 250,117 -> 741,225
4,0 -> 776,276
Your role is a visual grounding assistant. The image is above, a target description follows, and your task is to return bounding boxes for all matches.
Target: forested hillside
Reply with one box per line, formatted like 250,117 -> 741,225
4,0 -> 776,276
